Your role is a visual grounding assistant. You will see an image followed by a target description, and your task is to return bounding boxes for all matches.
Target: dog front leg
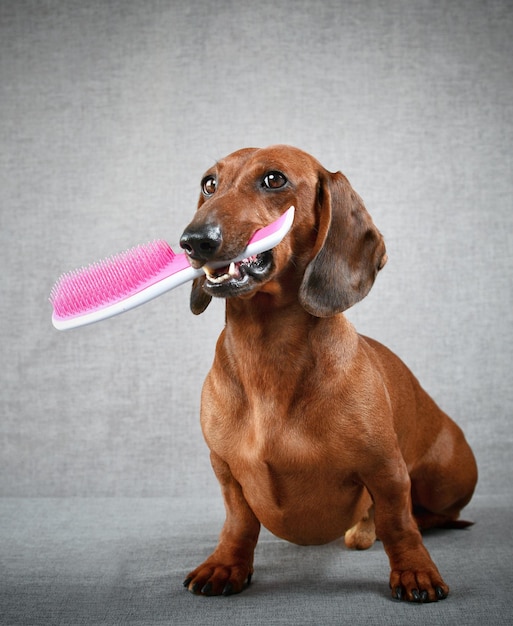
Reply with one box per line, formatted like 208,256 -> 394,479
364,456 -> 450,603
183,452 -> 261,596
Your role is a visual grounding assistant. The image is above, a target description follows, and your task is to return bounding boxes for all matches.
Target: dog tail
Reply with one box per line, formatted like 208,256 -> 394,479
413,508 -> 474,531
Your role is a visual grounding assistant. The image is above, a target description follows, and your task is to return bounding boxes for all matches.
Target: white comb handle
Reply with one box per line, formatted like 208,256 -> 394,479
229,205 -> 295,264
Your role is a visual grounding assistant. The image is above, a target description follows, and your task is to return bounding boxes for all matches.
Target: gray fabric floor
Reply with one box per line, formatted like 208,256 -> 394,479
2,494 -> 512,626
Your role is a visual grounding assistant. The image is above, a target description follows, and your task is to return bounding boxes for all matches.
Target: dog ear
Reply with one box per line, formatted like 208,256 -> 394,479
299,171 -> 387,317
190,276 -> 212,315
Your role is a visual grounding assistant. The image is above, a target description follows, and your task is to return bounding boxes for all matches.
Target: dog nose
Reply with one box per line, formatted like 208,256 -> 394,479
180,224 -> 222,262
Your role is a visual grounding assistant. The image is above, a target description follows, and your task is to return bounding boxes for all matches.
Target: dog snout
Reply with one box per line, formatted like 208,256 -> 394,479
180,224 -> 222,263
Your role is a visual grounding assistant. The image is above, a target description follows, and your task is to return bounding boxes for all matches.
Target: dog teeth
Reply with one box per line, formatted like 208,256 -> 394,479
203,262 -> 241,284
228,262 -> 238,277
202,266 -> 228,284
202,255 -> 260,284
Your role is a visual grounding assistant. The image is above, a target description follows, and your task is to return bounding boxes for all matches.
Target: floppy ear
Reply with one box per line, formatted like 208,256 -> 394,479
190,276 -> 212,315
299,171 -> 387,317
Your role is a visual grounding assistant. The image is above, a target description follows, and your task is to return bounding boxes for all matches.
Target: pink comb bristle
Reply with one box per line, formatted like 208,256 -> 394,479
50,240 -> 177,319
50,206 -> 295,330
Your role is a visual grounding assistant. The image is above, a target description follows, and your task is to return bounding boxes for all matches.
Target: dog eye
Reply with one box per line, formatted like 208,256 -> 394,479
201,176 -> 217,196
263,171 -> 287,190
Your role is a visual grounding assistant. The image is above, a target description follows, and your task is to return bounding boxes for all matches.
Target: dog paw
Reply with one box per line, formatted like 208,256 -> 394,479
344,506 -> 376,550
389,569 -> 449,603
344,519 -> 376,550
183,560 -> 253,596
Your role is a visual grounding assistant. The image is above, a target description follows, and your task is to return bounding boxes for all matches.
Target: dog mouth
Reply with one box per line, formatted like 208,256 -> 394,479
202,251 -> 273,296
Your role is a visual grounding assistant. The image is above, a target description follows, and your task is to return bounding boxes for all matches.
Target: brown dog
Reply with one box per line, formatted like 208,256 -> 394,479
179,145 -> 477,603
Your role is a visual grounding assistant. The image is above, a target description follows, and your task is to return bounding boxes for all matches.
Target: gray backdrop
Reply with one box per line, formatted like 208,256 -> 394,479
2,1 -> 513,624
1,0 -> 511,498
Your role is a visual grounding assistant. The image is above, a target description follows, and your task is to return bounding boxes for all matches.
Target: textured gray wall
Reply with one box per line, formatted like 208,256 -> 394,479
1,0 -> 512,496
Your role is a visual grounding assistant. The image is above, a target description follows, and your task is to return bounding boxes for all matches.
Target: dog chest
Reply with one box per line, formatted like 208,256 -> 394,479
213,405 -> 369,545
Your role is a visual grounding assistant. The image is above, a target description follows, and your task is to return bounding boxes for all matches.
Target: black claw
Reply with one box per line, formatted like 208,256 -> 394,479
191,581 -> 202,593
436,586 -> 447,600
183,577 -> 192,588
420,590 -> 429,602
201,582 -> 213,595
222,582 -> 234,596
411,589 -> 421,602
246,573 -> 253,586
394,586 -> 403,601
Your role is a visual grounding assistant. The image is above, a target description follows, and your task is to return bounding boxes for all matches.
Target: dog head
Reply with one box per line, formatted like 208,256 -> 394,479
180,145 -> 387,316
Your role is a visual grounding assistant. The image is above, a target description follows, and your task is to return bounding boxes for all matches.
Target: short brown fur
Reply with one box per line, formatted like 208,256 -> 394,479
180,145 -> 477,603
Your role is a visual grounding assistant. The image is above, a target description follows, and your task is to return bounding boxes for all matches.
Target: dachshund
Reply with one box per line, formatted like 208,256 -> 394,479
179,145 -> 477,603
